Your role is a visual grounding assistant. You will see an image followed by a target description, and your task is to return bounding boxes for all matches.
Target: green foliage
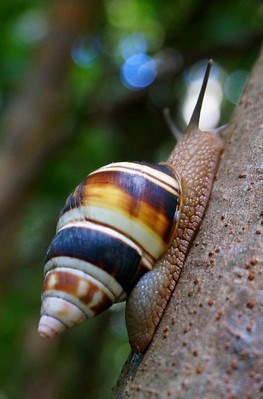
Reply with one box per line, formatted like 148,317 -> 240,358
0,0 -> 261,398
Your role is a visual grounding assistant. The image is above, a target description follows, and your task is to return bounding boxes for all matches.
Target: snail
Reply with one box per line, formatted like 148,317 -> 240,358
38,60 -> 223,353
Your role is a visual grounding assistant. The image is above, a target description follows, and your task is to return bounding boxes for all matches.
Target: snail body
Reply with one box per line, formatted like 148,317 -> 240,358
38,60 -> 223,352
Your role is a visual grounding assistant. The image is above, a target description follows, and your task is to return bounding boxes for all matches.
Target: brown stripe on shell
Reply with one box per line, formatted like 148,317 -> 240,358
100,162 -> 181,195
80,176 -> 178,245
60,181 -> 86,216
43,269 -> 113,314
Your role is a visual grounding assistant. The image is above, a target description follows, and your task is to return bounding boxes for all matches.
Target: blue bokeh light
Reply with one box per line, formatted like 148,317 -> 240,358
71,35 -> 101,68
119,32 -> 148,59
121,53 -> 157,90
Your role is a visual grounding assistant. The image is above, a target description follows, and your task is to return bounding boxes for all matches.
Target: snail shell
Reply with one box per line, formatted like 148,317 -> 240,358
38,161 -> 182,338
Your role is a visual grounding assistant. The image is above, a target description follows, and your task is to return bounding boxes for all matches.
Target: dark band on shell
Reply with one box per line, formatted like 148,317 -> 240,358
38,161 -> 181,338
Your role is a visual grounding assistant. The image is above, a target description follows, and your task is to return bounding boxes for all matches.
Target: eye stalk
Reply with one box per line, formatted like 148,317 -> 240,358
186,59 -> 213,132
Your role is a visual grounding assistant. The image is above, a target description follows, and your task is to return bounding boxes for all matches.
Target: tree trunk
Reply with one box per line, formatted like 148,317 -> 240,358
113,45 -> 263,399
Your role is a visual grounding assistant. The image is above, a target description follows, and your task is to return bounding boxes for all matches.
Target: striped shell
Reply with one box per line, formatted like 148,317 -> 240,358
38,161 -> 182,338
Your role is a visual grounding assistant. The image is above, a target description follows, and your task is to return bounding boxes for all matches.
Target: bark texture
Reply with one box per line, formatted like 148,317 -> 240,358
113,46 -> 263,398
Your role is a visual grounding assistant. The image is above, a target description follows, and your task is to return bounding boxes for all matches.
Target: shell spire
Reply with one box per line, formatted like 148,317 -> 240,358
38,314 -> 66,338
186,59 -> 213,132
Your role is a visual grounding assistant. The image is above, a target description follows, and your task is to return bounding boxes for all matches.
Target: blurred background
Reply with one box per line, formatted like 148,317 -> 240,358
0,1 -> 262,398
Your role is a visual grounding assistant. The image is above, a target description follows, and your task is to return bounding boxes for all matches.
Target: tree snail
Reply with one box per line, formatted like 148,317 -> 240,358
38,60 -> 223,353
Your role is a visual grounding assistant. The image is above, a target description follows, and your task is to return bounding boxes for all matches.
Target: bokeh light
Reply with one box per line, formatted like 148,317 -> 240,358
71,35 -> 101,68
119,32 -> 148,59
106,0 -> 140,29
121,53 -> 157,90
12,10 -> 48,44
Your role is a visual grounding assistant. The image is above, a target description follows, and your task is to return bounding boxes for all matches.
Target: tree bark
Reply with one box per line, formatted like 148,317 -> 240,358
113,45 -> 263,398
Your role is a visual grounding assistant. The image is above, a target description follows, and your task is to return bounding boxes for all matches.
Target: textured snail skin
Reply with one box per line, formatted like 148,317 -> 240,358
126,127 -> 223,352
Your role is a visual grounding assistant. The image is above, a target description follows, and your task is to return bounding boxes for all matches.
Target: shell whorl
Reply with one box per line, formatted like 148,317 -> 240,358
38,161 -> 181,338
